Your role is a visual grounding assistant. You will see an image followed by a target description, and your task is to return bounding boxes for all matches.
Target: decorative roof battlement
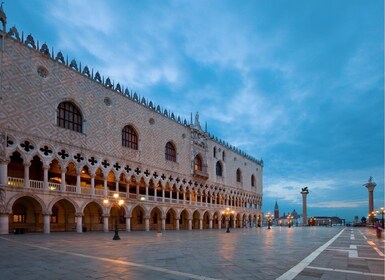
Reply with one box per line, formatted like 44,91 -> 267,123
3,19 -> 263,167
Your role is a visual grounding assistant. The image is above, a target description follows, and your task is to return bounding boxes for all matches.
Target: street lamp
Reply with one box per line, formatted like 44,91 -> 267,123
103,193 -> 124,240
222,207 -> 234,233
287,214 -> 293,228
379,207 -> 385,229
368,211 -> 376,226
265,212 -> 272,229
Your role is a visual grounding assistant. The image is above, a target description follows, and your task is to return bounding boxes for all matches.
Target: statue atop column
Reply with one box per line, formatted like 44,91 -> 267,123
301,187 -> 309,226
363,177 -> 376,223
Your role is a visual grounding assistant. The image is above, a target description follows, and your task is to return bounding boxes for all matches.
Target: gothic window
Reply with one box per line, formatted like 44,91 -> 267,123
57,101 -> 83,133
122,125 -> 138,150
165,142 -> 176,162
222,151 -> 225,162
236,168 -> 242,183
213,147 -> 216,158
194,155 -> 203,171
216,161 -> 223,176
251,174 -> 255,187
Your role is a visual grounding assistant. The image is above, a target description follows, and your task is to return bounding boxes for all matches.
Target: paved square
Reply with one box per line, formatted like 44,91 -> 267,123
0,227 -> 383,279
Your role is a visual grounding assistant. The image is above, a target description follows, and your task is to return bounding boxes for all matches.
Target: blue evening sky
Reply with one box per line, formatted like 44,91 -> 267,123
4,0 -> 384,222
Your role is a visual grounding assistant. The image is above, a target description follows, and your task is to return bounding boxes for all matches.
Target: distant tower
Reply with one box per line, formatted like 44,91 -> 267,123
363,177 -> 376,223
274,200 -> 279,219
301,187 -> 309,225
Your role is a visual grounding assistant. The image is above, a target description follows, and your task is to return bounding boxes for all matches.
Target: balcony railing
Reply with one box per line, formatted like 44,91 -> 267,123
193,167 -> 209,179
6,177 -> 256,210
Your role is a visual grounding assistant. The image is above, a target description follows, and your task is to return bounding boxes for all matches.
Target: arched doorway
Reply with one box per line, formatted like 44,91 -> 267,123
203,211 -> 210,229
109,204 -> 126,231
131,205 -> 146,231
83,202 -> 103,231
10,196 -> 43,233
213,211 -> 220,229
179,209 -> 189,230
166,208 -> 177,230
192,210 -> 200,230
50,199 -> 76,232
149,207 -> 162,231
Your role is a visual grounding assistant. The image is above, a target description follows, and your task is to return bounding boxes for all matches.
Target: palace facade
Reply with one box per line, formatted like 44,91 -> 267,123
0,6 -> 263,234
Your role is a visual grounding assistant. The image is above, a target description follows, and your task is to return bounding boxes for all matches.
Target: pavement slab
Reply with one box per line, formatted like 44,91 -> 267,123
0,226 -> 383,279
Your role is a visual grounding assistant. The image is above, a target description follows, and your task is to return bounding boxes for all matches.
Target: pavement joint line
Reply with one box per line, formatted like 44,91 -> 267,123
358,229 -> 368,240
367,240 -> 385,257
275,228 -> 345,280
0,236 -> 222,280
306,265 -> 385,277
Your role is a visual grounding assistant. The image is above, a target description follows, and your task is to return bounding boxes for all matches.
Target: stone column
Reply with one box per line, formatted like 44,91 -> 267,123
209,218 -> 213,229
161,218 -> 166,231
199,218 -> 203,230
61,170 -> 66,192
103,179 -> 108,196
145,186 -> 149,200
0,213 -> 9,234
145,217 -> 150,231
115,181 -> 119,193
363,177 -> 377,223
188,218 -> 192,230
90,173 -> 95,195
0,160 -> 8,186
126,216 -> 131,232
76,213 -> 83,233
43,165 -> 49,190
103,215 -> 109,232
24,163 -> 30,188
43,213 -> 50,234
301,188 -> 309,226
76,171 -> 81,194
218,219 -> 222,230
175,218 -> 180,230
136,184 -> 139,199
162,188 -> 165,203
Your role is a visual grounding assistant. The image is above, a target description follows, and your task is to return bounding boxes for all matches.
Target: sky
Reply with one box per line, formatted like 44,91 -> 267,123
4,0 -> 384,222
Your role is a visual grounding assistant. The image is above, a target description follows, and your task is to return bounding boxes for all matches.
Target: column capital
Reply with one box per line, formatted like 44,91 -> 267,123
75,212 -> 83,217
42,210 -> 52,216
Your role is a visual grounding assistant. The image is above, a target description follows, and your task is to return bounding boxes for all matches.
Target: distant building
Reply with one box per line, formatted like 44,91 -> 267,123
274,200 -> 279,219
308,216 -> 345,226
275,209 -> 301,226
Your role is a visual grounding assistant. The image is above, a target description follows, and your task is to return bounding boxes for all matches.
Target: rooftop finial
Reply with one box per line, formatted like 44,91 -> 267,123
0,0 -> 6,32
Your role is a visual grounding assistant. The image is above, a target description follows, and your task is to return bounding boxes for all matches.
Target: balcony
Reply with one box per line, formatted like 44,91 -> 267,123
193,166 -> 209,179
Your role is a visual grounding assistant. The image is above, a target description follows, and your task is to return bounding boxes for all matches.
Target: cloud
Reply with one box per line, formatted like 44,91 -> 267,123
309,200 -> 367,209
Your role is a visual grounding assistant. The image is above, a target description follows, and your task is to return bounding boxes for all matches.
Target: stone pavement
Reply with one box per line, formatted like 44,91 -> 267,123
0,226 -> 383,280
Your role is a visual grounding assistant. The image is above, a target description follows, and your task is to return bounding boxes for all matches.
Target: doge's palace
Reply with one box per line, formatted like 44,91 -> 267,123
0,5 -> 262,234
